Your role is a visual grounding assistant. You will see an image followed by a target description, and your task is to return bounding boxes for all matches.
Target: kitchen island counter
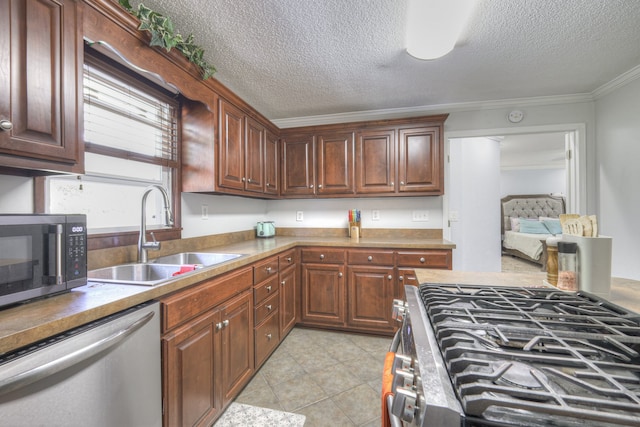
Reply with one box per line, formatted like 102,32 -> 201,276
0,235 -> 454,355
415,269 -> 640,314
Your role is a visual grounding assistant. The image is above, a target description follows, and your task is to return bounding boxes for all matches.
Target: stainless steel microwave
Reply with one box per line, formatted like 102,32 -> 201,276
0,214 -> 87,308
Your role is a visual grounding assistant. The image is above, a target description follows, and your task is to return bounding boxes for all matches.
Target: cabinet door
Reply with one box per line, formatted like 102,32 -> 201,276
265,131 -> 279,195
0,0 -> 82,173
397,268 -> 419,300
300,263 -> 346,326
163,310 -> 221,427
316,131 -> 355,195
281,135 -> 315,196
279,263 -> 297,338
347,265 -> 395,332
245,117 -> 264,193
355,129 -> 396,193
219,291 -> 254,406
218,99 -> 245,190
398,126 -> 442,193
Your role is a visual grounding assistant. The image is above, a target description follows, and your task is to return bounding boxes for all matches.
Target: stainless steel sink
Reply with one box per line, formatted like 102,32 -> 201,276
151,252 -> 243,266
88,263 -> 196,286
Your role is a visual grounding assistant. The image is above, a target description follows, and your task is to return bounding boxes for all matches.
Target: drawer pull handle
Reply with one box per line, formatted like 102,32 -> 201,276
266,333 -> 272,340
320,254 -> 325,260
419,257 -> 425,263
367,256 -> 373,261
266,285 -> 272,292
266,305 -> 272,311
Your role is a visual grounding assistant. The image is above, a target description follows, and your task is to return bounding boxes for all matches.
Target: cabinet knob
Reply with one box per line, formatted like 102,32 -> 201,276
388,275 -> 393,280
215,322 -> 223,331
319,254 -> 325,260
310,184 -> 314,189
222,319 -> 229,328
281,280 -> 286,286
400,181 -> 405,185
318,184 -> 323,188
391,181 -> 394,186
338,272 -> 343,278
0,120 -> 13,131
242,177 -> 246,182
266,333 -> 272,340
266,305 -> 272,311
367,256 -> 373,261
266,285 -> 272,292
266,266 -> 272,273
419,257 -> 425,263
399,275 -> 404,281
286,257 -> 292,262
266,183 -> 271,187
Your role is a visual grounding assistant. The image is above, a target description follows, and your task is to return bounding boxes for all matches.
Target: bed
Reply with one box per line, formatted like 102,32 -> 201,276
501,194 -> 566,265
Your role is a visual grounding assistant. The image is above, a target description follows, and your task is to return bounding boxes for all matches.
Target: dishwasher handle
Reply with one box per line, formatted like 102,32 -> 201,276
0,309 -> 155,396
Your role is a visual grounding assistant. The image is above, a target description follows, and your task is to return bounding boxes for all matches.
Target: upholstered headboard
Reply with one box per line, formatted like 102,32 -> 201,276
501,194 -> 566,235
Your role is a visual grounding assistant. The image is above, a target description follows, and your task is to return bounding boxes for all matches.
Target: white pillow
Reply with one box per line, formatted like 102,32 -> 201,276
510,217 -> 521,232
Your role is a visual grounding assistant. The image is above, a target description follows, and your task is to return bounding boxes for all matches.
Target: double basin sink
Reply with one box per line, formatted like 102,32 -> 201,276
88,252 -> 244,286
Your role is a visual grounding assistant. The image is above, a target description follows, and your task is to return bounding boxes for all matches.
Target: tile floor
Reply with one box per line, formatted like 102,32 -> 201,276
234,327 -> 391,427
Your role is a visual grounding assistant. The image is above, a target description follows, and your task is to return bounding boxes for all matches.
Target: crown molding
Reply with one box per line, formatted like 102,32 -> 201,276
591,64 -> 640,99
272,93 -> 593,128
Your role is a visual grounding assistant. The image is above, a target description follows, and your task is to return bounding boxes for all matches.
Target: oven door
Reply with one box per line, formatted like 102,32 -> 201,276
0,218 -> 66,307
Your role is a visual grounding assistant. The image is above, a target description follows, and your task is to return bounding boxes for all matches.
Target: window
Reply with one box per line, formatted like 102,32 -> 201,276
43,50 -> 181,241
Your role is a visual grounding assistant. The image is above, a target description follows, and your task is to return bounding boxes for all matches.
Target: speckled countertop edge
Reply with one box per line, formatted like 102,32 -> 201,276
0,236 -> 454,355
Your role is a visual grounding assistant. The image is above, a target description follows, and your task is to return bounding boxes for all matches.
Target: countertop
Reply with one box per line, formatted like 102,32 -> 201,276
415,269 -> 640,314
0,236 -> 454,356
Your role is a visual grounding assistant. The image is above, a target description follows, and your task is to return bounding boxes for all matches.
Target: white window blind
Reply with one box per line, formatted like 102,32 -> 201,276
83,58 -> 178,169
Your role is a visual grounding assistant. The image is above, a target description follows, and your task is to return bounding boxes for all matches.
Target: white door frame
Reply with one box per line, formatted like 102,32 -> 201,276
443,123 -> 586,241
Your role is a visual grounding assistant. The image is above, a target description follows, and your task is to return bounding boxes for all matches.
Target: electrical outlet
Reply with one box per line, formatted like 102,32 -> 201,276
372,210 -> 380,221
201,205 -> 208,220
296,211 -> 304,221
412,210 -> 429,221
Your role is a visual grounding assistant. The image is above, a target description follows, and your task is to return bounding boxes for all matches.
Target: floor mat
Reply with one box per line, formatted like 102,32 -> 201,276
213,402 -> 306,427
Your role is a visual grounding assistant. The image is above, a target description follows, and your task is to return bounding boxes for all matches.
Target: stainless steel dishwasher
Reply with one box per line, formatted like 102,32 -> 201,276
0,301 -> 162,427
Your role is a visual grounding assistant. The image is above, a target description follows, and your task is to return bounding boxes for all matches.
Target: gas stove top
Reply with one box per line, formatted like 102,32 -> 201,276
417,283 -> 640,426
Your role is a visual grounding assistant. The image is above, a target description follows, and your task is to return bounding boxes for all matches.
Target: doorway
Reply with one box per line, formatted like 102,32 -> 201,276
444,124 -> 585,272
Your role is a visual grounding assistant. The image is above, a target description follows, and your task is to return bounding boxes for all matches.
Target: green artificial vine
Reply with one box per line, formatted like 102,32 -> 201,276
119,0 -> 216,79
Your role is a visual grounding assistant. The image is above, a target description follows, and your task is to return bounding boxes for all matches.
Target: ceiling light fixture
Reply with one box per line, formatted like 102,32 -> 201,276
406,0 -> 476,60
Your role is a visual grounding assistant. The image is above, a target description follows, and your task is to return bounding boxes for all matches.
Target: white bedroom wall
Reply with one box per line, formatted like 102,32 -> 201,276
500,168 -> 566,198
594,75 -> 640,280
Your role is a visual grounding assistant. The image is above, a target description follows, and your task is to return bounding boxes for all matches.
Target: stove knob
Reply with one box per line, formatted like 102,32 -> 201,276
392,354 -> 413,372
392,299 -> 407,321
392,387 -> 418,423
392,368 -> 415,391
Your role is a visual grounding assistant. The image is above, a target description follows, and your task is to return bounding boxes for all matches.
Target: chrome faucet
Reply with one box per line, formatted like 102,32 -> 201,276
138,185 -> 174,263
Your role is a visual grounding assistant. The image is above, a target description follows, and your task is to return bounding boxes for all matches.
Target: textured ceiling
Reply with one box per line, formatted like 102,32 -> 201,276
132,0 -> 640,121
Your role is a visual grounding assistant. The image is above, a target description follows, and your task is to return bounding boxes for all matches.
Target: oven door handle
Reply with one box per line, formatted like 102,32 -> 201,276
387,394 -> 403,427
389,327 -> 401,353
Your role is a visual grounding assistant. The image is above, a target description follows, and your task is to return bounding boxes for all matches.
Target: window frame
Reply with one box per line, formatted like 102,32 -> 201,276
36,48 -> 183,251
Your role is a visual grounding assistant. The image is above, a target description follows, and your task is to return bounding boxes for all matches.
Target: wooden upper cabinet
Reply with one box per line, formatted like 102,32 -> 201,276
316,131 -> 355,195
0,0 -> 83,174
356,129 -> 396,194
218,99 -> 245,190
281,134 -> 315,196
264,131 -> 279,195
245,117 -> 265,194
398,126 -> 442,194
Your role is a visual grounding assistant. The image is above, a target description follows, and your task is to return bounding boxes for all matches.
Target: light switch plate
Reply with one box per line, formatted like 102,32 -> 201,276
372,210 -> 380,221
296,211 -> 303,221
412,210 -> 429,221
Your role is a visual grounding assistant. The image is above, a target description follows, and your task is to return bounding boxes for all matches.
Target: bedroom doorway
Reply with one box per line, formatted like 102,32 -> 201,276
445,124 -> 584,272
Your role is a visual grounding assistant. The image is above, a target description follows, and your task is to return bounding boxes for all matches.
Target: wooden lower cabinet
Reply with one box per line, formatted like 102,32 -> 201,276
161,269 -> 254,427
347,265 -> 395,333
300,262 -> 346,327
279,263 -> 297,337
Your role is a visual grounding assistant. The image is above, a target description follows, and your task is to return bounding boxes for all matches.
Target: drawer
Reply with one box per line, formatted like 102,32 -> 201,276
161,267 -> 252,332
254,275 -> 279,305
278,249 -> 297,270
301,248 -> 345,264
348,249 -> 394,266
254,256 -> 279,284
255,311 -> 280,367
396,250 -> 452,269
254,292 -> 279,326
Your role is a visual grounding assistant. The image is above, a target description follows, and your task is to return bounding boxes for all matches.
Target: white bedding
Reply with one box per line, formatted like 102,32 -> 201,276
503,230 -> 552,260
